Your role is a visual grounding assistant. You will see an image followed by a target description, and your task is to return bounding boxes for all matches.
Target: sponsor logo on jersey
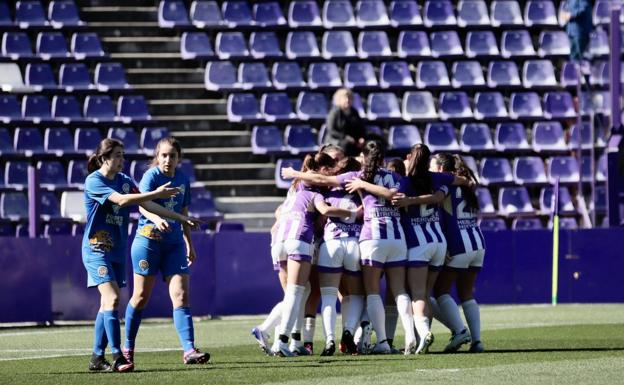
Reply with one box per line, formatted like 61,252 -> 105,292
138,259 -> 149,270
122,183 -> 130,193
138,224 -> 162,240
89,230 -> 114,252
97,266 -> 108,277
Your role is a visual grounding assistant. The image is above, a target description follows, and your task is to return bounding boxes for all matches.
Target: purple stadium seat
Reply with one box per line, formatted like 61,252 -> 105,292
495,123 -> 530,152
178,159 -> 198,185
1,192 -> 28,220
190,1 -> 222,28
514,156 -> 547,185
560,61 -> 582,87
388,125 -> 421,151
0,128 -> 14,156
0,95 -> 23,124
38,161 -> 68,190
71,33 -> 105,60
594,185 -> 607,213
251,125 -> 285,154
589,28 -> 609,56
272,62 -> 306,89
108,127 -> 140,155
452,61 -> 485,88
5,161 -> 29,189
344,61 -> 377,88
416,61 -> 450,88
74,127 -> 102,154
25,63 -> 56,90
95,63 -> 129,91
580,91 -> 610,115
480,157 -> 513,186
49,0 -> 84,27
68,160 -> 88,187
457,0 -> 489,27
460,123 -> 494,152
118,95 -> 151,123
466,31 -> 499,58
181,32 -> 215,60
479,218 -> 507,232
84,96 -> 115,123
285,125 -> 319,154
16,1 -> 47,27
397,31 -> 431,58
261,92 -> 296,122
15,223 -> 29,237
52,95 -> 83,124
222,1 -> 253,27
548,156 -> 580,184
424,122 -> 460,152
525,1 -> 557,27
239,62 -> 271,89
249,32 -> 283,59
216,221 -> 245,232
140,127 -> 170,154
589,60 -> 608,86
130,160 -> 150,184
36,32 -> 69,59
402,91 -> 437,120
356,0 -> 389,27
389,1 -> 422,27
498,187 -> 535,217
358,31 -> 392,58
322,31 -> 356,59
439,91 -> 472,120
158,0 -> 190,28
216,32 -> 249,59
430,31 -> 463,57
476,187 -> 496,216
580,155 -> 596,181
275,158 -> 303,189
501,30 -> 535,57
380,61 -> 413,89
491,0 -> 523,27
0,222 -> 13,237
512,217 -> 543,230
543,92 -> 575,119
538,31 -> 570,57
423,0 -> 456,27
509,92 -> 542,119
44,220 -> 73,237
2,32 -> 34,59
0,2 -> 11,26
540,186 -> 576,215
556,217 -> 578,230
593,0 -> 611,25
367,92 -> 401,120
23,95 -> 52,123
474,92 -> 507,120
308,62 -> 342,89
288,1 -> 322,28
323,0 -> 356,29
254,2 -> 286,27
205,61 -> 237,91
286,31 -> 320,59
14,127 -> 45,156
487,61 -> 521,88
351,92 -> 365,116
189,189 -> 223,220
44,127 -> 75,156
596,153 -> 608,182
295,91 -> 328,121
532,121 -> 566,152
570,122 -> 601,150
523,60 -> 557,88
59,63 -> 92,91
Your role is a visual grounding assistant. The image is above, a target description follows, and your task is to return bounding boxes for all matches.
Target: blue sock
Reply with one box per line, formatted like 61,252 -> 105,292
124,304 -> 143,350
102,310 -> 121,354
93,312 -> 108,355
173,307 -> 195,352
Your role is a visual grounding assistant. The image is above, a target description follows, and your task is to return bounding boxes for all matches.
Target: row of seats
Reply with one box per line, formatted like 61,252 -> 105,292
180,28 -> 613,61
0,126 -> 170,157
1,31 -> 105,60
205,59 -> 615,92
479,216 -> 586,231
226,90 -> 610,123
0,94 -> 151,124
252,121 -> 609,155
0,0 -> 84,28
0,62 -> 129,92
160,0 -> 610,30
0,220 -> 85,238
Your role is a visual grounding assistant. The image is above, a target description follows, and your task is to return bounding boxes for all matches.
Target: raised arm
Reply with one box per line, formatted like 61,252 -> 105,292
139,200 -> 200,227
139,206 -> 171,233
281,168 -> 341,187
313,199 -> 355,219
344,178 -> 397,201
107,182 -> 180,208
392,191 -> 446,208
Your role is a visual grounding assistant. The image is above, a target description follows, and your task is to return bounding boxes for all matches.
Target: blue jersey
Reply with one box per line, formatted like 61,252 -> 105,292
135,166 -> 190,244
441,185 -> 486,256
82,171 -> 137,263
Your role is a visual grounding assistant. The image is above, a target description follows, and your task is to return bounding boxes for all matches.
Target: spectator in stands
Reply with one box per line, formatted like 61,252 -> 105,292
559,0 -> 593,62
325,88 -> 366,157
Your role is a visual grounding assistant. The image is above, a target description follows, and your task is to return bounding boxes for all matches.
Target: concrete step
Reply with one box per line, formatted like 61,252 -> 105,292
222,213 -> 277,231
102,36 -> 180,54
195,162 -> 274,181
126,68 -> 205,84
215,196 -> 284,214
174,130 -> 251,149
194,179 -> 282,197
148,98 -> 226,115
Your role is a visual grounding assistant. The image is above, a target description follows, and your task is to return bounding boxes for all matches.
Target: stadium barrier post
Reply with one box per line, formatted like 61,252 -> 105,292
551,178 -> 560,306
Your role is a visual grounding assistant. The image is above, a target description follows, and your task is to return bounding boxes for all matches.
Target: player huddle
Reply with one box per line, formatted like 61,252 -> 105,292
252,140 -> 485,357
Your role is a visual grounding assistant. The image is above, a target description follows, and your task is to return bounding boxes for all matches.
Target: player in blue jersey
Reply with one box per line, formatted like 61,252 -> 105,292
123,137 -> 209,366
83,138 -> 198,372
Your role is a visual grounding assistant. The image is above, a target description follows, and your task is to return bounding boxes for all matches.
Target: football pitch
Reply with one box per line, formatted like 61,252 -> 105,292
1,304 -> 623,385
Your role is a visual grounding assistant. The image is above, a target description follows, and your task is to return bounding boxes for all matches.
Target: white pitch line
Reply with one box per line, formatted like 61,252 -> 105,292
0,324 -> 172,338
0,348 -> 180,362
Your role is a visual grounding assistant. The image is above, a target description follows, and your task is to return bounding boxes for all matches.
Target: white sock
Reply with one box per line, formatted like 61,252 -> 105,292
384,305 -> 398,341
429,296 -> 452,330
291,283 -> 311,335
344,295 -> 364,334
414,316 -> 430,340
278,284 -> 305,338
462,299 -> 481,342
395,294 -> 416,344
366,294 -> 387,342
272,326 -> 280,351
320,286 -> 338,342
340,295 -> 350,329
303,316 -> 316,343
437,294 -> 465,335
259,301 -> 283,332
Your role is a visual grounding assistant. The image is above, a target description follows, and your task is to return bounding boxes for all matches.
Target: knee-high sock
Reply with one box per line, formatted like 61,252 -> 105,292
124,304 -> 143,350
259,301 -> 283,333
395,294 -> 416,344
384,304 -> 398,342
344,295 -> 364,334
102,310 -> 121,354
340,295 -> 350,329
320,286 -> 338,342
303,316 -> 316,343
278,284 -> 305,339
437,294 -> 465,335
462,299 -> 481,342
429,296 -> 452,330
292,283 -> 311,336
93,311 -> 108,355
173,307 -> 195,352
414,316 -> 430,340
366,294 -> 387,342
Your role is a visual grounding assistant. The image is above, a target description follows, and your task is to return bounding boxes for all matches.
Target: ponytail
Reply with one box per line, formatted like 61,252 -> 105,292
87,138 -> 124,173
453,154 -> 480,213
361,140 -> 384,183
293,151 -> 336,189
406,143 -> 432,195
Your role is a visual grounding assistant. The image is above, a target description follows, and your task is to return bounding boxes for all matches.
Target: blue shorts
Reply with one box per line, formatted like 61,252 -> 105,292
131,235 -> 189,279
82,249 -> 127,288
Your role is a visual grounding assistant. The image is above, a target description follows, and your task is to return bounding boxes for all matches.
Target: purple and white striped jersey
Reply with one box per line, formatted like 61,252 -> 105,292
323,187 -> 362,241
441,185 -> 486,256
274,189 -> 324,244
399,172 -> 454,249
336,169 -> 403,241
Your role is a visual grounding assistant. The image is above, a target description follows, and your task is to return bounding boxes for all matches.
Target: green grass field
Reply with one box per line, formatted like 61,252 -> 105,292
1,304 -> 624,385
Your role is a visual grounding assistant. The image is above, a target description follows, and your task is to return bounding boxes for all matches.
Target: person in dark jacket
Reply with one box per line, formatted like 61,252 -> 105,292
560,0 -> 593,61
325,88 -> 366,157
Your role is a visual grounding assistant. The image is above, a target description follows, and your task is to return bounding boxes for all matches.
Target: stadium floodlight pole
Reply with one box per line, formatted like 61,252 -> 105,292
551,177 -> 560,306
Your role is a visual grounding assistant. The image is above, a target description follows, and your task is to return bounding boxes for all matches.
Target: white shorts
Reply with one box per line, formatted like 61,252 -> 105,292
408,241 -> 447,269
271,240 -> 314,271
447,249 -> 485,270
359,239 -> 407,268
318,237 -> 361,274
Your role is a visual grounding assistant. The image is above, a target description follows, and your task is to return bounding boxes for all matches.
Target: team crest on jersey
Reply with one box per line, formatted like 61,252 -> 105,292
138,225 -> 162,240
112,204 -> 121,215
179,184 -> 185,194
138,259 -> 149,270
122,183 -> 130,193
97,266 -> 108,277
89,230 -> 114,252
